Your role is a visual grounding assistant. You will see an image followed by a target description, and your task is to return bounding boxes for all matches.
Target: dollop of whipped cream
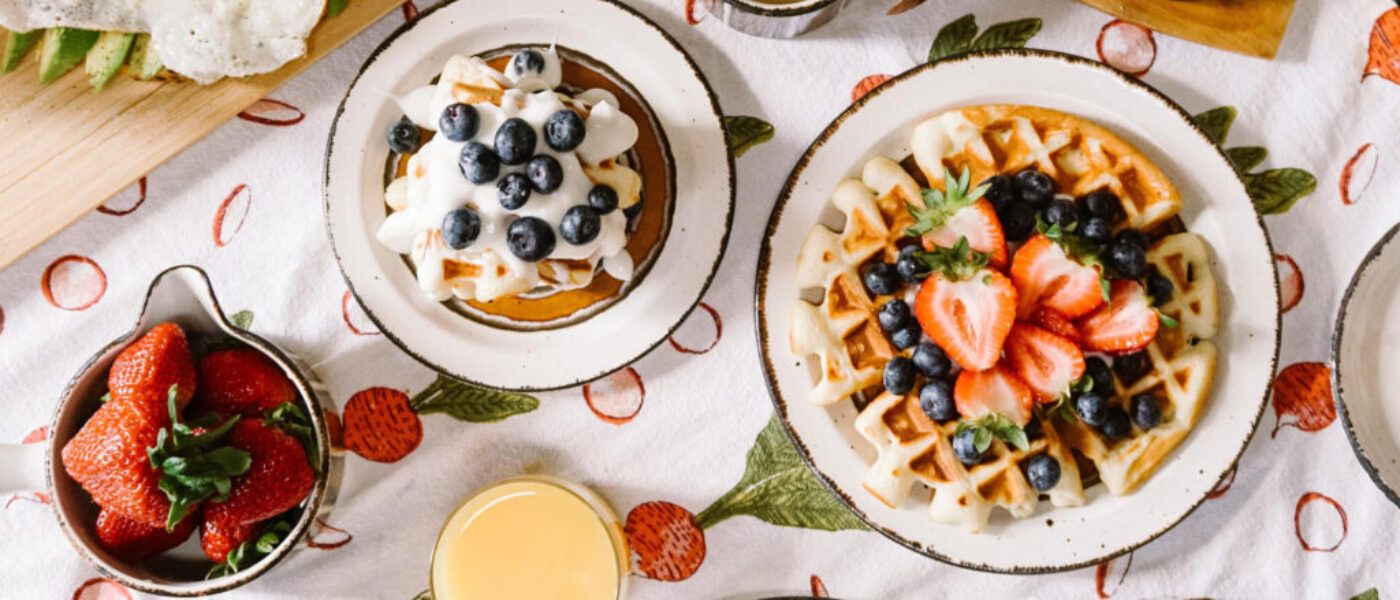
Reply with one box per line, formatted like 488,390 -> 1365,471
377,48 -> 643,303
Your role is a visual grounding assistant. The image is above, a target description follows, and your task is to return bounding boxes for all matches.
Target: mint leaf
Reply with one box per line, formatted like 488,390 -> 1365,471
409,375 -> 538,422
928,14 -> 977,61
724,115 -> 774,158
968,18 -> 1042,52
1192,106 -> 1236,146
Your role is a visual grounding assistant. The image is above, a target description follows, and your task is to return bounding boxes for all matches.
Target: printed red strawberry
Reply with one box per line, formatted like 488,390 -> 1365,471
108,323 -> 197,413
954,362 -> 1034,427
204,418 -> 315,535
906,167 -> 1008,268
1078,279 -> 1160,354
95,508 -> 197,562
912,237 -> 1017,371
191,348 -> 297,418
625,501 -> 706,581
201,517 -> 259,563
1004,323 -> 1085,401
1030,306 -> 1082,344
1010,233 -> 1106,319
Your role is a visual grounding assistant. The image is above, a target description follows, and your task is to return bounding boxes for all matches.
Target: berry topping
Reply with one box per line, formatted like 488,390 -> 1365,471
877,299 -> 913,332
1029,306 -> 1082,344
982,174 -> 1015,211
890,324 -> 922,350
906,167 -> 1007,268
441,208 -> 481,250
863,262 -> 901,296
387,121 -> 420,154
1130,393 -> 1162,429
896,245 -> 928,283
510,49 -> 546,76
544,109 -> 587,152
1004,323 -> 1085,402
560,205 -> 602,245
1025,453 -> 1061,491
1075,392 -> 1109,427
1100,406 -> 1131,440
952,428 -> 983,465
1044,198 -> 1079,230
998,202 -> 1036,242
506,216 -> 556,261
439,103 -> 479,143
1106,237 -> 1147,279
1112,351 -> 1151,383
911,342 -> 952,379
1115,229 -> 1149,251
1010,234 -> 1105,319
1084,355 -> 1114,394
458,142 -> 500,184
493,118 -> 537,166
1081,217 -> 1112,243
911,238 -> 1017,371
526,155 -> 563,193
954,363 -> 1034,427
497,173 -> 532,209
1077,280 -> 1159,354
919,380 -> 957,422
1080,190 -> 1122,223
883,356 -> 915,395
1146,270 -> 1174,305
1013,169 -> 1055,208
587,184 -> 619,214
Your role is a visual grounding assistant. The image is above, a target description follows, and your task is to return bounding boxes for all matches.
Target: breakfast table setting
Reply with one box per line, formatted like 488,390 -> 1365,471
2,0 -> 1400,597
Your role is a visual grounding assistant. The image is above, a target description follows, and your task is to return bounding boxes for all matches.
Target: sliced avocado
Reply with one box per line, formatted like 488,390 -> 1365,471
126,33 -> 164,80
2,29 -> 42,73
86,31 -> 134,90
38,27 -> 99,83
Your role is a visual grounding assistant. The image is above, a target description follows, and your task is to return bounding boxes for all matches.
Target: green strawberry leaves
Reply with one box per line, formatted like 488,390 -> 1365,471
207,516 -> 295,579
912,236 -> 990,282
265,401 -> 319,473
693,414 -> 867,532
1191,106 -> 1317,215
928,14 -> 1042,62
905,166 -> 988,236
724,115 -> 774,158
147,385 -> 251,531
409,375 -> 539,423
956,413 -> 1029,452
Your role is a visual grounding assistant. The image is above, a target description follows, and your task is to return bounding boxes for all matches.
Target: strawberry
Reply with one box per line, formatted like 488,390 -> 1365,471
625,501 -> 706,582
108,323 -> 197,414
204,418 -> 315,534
906,167 -> 1008,268
1004,323 -> 1086,402
911,238 -> 1017,371
95,508 -> 197,562
1030,306 -> 1082,344
201,517 -> 259,563
1010,234 -> 1105,319
1078,279 -> 1160,354
954,362 -> 1034,427
191,349 -> 297,418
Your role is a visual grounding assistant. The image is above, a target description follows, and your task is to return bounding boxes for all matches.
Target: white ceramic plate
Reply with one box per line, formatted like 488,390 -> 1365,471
325,0 -> 733,391
1333,222 -> 1400,509
755,50 -> 1280,572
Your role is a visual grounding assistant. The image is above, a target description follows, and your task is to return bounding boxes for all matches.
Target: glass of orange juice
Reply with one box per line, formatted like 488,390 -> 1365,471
430,476 -> 630,600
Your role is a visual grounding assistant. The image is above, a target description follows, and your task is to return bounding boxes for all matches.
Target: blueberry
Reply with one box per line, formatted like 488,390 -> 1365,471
438,103 -> 479,143
458,142 -> 500,184
863,262 -> 901,296
919,380 -> 957,422
1106,239 -> 1147,279
1025,454 -> 1061,491
560,205 -> 602,245
877,299 -> 913,332
1044,199 -> 1079,230
952,428 -> 983,465
506,216 -> 556,261
526,155 -> 563,193
510,49 -> 546,77
890,324 -> 922,350
1081,217 -> 1112,243
587,184 -> 619,214
1075,392 -> 1109,427
883,357 -> 916,395
544,109 -> 587,152
1114,229 -> 1150,252
1131,394 -> 1162,429
624,200 -> 644,221
497,173 -> 532,209
999,202 -> 1037,242
983,175 -> 1016,211
1100,407 -> 1132,441
1113,351 -> 1151,383
493,118 -> 537,166
912,343 -> 951,379
896,245 -> 927,283
1014,169 -> 1055,208
387,121 -> 420,154
1084,356 -> 1113,394
1081,190 -> 1122,223
440,208 -> 480,250
1146,271 -> 1174,305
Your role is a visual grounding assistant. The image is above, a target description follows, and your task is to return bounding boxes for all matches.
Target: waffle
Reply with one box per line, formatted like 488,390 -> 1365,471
1055,233 -> 1219,494
911,104 -> 1182,231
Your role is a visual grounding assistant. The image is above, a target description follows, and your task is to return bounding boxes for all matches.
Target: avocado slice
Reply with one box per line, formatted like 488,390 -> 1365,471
86,31 -> 134,89
2,29 -> 42,73
126,33 -> 165,80
38,27 -> 99,83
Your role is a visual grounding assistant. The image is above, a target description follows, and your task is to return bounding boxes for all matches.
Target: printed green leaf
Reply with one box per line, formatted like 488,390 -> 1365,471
928,14 -> 978,61
1245,168 -> 1317,215
409,374 -> 539,422
693,414 -> 867,532
1192,106 -> 1237,145
968,18 -> 1042,52
724,115 -> 774,158
1225,146 -> 1267,174
412,592 -> 433,600
1350,589 -> 1379,600
229,309 -> 254,330
327,0 -> 349,17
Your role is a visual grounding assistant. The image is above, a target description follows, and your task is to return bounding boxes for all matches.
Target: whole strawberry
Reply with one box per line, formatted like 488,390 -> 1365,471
109,323 -> 197,413
201,517 -> 259,563
95,508 -> 197,562
191,349 -> 297,418
204,418 -> 315,532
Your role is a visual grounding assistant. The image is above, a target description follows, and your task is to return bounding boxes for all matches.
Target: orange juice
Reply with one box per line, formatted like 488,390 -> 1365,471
430,477 -> 629,600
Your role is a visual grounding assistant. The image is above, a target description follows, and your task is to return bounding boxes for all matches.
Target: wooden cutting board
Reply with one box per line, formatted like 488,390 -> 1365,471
1074,0 -> 1297,59
0,0 -> 405,271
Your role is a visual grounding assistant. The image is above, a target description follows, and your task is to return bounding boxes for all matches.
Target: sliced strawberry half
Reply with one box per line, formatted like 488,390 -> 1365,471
954,363 -> 1034,427
905,167 -> 1007,269
1077,279 -> 1159,354
912,239 -> 1017,372
1030,306 -> 1082,344
1010,234 -> 1105,319
1004,323 -> 1086,402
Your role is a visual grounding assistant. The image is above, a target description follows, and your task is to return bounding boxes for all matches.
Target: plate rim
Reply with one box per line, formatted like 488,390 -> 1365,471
321,0 -> 736,392
752,48 -> 1281,573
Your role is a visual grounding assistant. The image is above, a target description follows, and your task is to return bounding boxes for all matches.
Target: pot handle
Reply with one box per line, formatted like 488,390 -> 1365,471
0,442 -> 47,494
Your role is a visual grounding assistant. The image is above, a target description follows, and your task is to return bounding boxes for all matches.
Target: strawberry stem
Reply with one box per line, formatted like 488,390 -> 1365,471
904,166 -> 989,236
912,236 -> 989,282
146,385 -> 252,531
